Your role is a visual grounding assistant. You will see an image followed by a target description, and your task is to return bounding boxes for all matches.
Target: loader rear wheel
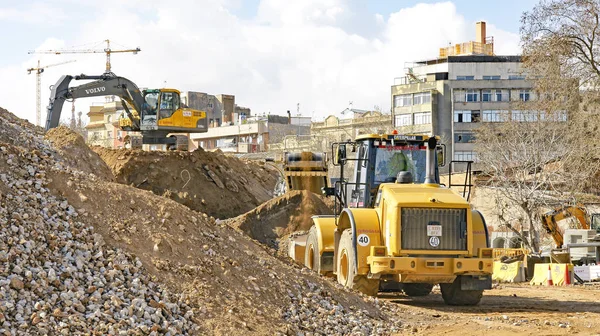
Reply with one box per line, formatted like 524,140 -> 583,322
337,229 -> 379,296
305,227 -> 322,274
440,276 -> 483,306
403,283 -> 433,297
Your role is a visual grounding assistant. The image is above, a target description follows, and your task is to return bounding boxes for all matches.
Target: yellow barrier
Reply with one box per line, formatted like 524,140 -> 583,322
492,261 -> 526,282
530,263 -> 574,286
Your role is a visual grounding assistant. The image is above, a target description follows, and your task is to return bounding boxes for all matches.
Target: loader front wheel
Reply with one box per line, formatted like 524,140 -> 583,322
440,276 -> 483,306
305,227 -> 322,274
337,229 -> 379,296
403,283 -> 433,297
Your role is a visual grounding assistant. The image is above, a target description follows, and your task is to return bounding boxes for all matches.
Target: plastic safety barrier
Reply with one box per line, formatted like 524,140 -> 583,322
530,263 -> 574,286
492,261 -> 526,282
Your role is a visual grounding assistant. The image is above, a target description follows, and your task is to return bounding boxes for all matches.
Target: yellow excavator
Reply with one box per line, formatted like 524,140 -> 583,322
46,73 -> 207,148
288,133 -> 494,305
540,205 -> 600,248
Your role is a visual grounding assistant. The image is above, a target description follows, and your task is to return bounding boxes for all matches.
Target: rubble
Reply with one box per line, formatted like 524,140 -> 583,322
0,107 -> 396,334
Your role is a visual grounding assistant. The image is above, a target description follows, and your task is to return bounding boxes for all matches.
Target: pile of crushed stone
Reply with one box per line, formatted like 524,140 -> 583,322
226,190 -> 334,252
93,147 -> 278,219
0,107 -> 404,335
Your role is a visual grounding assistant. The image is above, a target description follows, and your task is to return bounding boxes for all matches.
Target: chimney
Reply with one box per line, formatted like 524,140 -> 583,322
287,110 -> 291,124
476,21 -> 486,44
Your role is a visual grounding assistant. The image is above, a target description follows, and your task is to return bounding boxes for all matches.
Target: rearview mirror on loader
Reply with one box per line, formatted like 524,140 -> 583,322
334,144 -> 347,165
436,144 -> 446,167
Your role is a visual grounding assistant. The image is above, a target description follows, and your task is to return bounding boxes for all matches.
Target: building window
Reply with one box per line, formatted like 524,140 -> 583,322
483,75 -> 501,80
509,75 -> 525,80
395,114 -> 412,126
494,89 -> 509,102
456,75 -> 475,80
466,89 -> 479,102
482,90 -> 492,102
454,132 -> 475,143
107,131 -> 113,139
511,110 -> 538,122
454,110 -> 480,123
453,89 -> 465,102
454,151 -> 477,162
519,89 -> 531,101
394,94 -> 412,107
413,92 -> 431,105
107,115 -> 112,123
483,110 -> 508,122
541,110 -> 568,122
414,112 -> 432,125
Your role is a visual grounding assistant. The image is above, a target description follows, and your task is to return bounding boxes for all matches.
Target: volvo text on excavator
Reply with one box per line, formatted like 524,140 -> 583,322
45,73 -> 208,148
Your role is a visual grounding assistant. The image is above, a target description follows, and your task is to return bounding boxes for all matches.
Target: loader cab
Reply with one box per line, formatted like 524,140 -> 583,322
335,134 -> 441,209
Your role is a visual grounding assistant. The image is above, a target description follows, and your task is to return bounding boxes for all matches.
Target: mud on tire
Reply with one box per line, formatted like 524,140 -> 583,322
440,276 -> 483,306
337,229 -> 379,296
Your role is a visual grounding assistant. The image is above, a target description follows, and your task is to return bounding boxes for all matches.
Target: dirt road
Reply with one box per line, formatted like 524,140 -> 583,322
382,283 -> 600,335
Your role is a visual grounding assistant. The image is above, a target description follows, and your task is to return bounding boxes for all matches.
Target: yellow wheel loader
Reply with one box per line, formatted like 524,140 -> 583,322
288,133 -> 493,305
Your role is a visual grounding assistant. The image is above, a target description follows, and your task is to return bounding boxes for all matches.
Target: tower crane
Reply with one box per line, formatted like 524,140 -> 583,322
27,60 -> 76,126
28,39 -> 141,74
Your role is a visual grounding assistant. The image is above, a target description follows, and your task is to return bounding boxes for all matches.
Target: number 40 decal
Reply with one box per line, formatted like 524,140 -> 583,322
357,234 -> 370,247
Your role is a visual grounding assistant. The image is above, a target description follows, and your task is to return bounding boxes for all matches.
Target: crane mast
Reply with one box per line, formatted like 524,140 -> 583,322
26,60 -> 76,126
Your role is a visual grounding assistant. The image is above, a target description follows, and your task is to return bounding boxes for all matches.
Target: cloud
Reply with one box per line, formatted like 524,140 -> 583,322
0,2 -> 67,25
0,0 -> 521,125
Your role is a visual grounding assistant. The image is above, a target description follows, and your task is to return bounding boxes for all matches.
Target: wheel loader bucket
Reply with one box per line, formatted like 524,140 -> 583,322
288,233 -> 309,264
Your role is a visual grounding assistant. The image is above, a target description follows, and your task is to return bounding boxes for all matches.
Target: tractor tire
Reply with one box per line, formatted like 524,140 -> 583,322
440,276 -> 483,306
337,229 -> 379,296
304,226 -> 323,274
403,283 -> 433,297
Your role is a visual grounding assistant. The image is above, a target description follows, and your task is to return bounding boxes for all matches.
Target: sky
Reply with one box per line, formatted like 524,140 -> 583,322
0,0 -> 537,125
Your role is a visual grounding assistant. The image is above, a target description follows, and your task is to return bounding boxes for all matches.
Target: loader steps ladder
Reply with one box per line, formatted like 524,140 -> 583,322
447,160 -> 474,201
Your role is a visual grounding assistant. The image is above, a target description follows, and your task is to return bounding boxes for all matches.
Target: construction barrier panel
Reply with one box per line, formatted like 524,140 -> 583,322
530,263 -> 574,286
574,265 -> 600,282
492,261 -> 526,283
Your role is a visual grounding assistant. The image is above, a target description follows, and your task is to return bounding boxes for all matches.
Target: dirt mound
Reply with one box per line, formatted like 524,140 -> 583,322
0,106 -> 402,334
44,126 -> 114,181
94,147 -> 277,219
226,190 -> 334,250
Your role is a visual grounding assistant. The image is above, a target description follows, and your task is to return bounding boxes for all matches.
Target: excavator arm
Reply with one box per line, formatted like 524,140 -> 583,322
540,205 -> 590,248
46,74 -> 145,131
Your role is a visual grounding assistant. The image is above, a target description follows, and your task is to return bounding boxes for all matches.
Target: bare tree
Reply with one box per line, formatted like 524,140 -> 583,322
474,0 -> 600,252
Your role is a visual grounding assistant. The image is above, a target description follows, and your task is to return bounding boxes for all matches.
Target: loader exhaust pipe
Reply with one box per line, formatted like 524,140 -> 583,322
424,137 -> 437,184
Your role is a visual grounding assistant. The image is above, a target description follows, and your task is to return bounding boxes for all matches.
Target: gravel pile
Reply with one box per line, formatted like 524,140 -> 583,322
0,113 -> 198,334
0,107 -> 403,335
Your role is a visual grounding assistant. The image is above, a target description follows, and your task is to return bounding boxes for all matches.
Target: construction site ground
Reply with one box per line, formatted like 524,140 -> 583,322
1,106 -> 600,335
381,283 -> 600,335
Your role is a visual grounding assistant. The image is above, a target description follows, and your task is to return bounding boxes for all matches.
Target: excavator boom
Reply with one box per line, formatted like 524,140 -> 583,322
540,205 -> 590,248
46,74 -> 144,131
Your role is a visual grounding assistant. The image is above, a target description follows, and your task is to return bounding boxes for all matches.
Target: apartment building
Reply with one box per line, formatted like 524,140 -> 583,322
86,101 -> 128,149
390,21 -> 535,169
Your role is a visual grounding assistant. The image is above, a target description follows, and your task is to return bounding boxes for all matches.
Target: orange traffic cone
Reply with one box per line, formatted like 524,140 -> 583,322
546,265 -> 553,286
564,265 -> 571,285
